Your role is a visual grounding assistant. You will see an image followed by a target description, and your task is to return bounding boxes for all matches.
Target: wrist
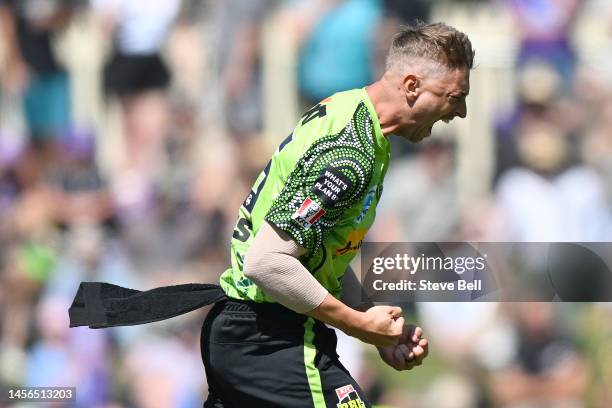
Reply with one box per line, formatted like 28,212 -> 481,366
339,308 -> 367,336
306,294 -> 366,336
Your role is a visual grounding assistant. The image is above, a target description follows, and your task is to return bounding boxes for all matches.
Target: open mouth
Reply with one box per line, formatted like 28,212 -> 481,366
424,117 -> 453,138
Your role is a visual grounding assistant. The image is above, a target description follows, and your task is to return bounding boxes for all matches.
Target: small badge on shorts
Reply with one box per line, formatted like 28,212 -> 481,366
335,384 -> 366,408
292,197 -> 326,229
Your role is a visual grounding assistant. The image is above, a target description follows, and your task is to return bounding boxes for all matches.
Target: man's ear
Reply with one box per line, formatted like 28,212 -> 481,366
402,74 -> 420,102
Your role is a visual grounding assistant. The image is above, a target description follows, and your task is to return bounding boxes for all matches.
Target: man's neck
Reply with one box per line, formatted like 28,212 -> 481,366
366,72 -> 412,137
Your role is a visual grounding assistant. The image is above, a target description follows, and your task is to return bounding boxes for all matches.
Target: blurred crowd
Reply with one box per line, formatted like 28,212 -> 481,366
0,0 -> 611,407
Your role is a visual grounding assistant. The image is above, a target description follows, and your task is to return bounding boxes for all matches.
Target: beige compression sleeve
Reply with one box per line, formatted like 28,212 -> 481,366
242,221 -> 329,313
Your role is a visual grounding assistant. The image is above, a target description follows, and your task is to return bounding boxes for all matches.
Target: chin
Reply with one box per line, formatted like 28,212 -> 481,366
397,129 -> 430,143
413,131 -> 431,143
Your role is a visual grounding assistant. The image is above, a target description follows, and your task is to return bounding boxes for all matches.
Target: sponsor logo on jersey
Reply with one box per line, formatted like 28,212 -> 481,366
335,384 -> 366,408
312,166 -> 352,207
292,197 -> 326,229
355,186 -> 377,223
334,229 -> 367,256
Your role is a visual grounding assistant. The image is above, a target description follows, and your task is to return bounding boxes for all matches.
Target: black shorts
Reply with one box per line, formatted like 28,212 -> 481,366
103,53 -> 170,96
201,299 -> 371,408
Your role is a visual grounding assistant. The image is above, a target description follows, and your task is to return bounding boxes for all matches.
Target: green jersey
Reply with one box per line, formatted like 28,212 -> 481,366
220,88 -> 390,302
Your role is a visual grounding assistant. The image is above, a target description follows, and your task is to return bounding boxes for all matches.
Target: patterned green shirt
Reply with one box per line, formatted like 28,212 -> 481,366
220,88 -> 390,302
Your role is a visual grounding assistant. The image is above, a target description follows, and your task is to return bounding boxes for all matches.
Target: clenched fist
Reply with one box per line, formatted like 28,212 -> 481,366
378,325 -> 428,371
346,305 -> 405,347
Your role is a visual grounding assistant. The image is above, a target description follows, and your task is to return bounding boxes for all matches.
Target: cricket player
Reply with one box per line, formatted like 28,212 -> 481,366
203,21 -> 473,408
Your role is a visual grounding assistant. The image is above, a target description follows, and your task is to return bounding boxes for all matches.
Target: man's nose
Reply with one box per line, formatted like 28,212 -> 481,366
455,100 -> 467,119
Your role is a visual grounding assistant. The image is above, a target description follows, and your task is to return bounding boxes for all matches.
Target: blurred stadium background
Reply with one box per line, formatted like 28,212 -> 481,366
0,0 -> 612,407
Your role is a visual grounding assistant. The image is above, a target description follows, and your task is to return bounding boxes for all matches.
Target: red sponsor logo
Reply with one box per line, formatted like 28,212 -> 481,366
292,197 -> 326,229
335,384 -> 355,401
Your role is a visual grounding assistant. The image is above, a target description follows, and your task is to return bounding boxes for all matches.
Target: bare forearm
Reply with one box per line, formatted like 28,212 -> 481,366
306,293 -> 365,333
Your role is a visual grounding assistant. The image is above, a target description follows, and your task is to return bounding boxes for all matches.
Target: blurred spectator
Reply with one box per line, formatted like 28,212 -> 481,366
284,0 -> 382,107
0,242 -> 55,385
47,129 -> 114,230
495,120 -> 612,241
122,332 -> 205,408
94,0 -> 180,214
207,0 -> 275,142
493,60 -> 585,177
370,141 -> 459,242
26,295 -> 113,407
202,0 -> 278,195
487,303 -> 589,408
0,143 -> 58,369
502,0 -> 584,86
0,0 -> 76,159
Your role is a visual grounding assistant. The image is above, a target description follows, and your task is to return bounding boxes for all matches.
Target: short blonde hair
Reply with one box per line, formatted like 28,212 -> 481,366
386,21 -> 475,75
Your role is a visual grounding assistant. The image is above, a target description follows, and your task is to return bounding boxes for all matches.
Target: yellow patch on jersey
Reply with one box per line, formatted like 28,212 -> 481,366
334,228 -> 368,257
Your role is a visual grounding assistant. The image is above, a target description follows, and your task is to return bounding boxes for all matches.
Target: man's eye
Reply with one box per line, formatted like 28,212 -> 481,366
449,95 -> 461,102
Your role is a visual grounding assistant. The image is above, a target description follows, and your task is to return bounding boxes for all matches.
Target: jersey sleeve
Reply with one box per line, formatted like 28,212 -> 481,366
265,103 -> 377,256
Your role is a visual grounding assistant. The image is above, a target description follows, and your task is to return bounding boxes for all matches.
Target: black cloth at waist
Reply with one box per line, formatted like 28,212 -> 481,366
69,282 -> 227,329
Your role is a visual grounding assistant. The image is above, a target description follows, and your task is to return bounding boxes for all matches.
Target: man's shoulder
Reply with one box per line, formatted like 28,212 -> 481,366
324,88 -> 368,111
307,88 -> 367,117
297,88 -> 375,136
